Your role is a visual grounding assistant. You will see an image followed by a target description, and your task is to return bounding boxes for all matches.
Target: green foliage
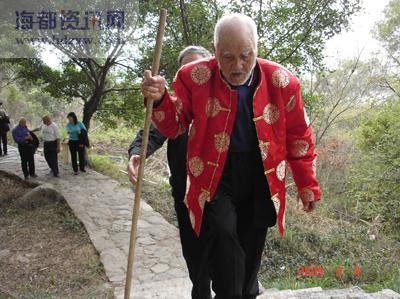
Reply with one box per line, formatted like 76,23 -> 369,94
4,0 -> 143,130
88,154 -> 130,187
89,126 -> 135,154
137,0 -> 361,83
88,155 -> 120,174
12,57 -> 146,129
95,71 -> 145,128
231,0 -> 361,72
347,100 -> 400,236
308,58 -> 384,145
13,59 -> 91,103
1,83 -> 61,125
7,0 -> 361,129
301,91 -> 325,123
376,0 -> 400,55
375,0 -> 400,98
136,0 -> 222,82
260,220 -> 400,292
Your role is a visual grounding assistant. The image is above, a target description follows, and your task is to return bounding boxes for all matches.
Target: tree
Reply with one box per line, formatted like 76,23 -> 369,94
137,0 -> 361,83
7,0 -> 361,129
375,0 -> 400,98
231,0 -> 361,72
306,56 -> 386,145
135,0 -> 223,82
4,0 -> 142,130
13,58 -> 144,129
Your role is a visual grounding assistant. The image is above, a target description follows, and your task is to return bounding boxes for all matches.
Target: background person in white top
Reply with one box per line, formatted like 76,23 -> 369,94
33,115 -> 61,177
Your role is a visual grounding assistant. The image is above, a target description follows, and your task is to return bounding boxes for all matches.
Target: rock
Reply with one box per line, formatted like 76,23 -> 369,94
0,249 -> 11,258
137,237 -> 156,245
15,253 -> 30,263
151,263 -> 169,274
17,183 -> 65,209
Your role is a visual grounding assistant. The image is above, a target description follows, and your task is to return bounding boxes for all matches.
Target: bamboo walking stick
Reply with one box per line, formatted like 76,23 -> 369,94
124,9 -> 167,299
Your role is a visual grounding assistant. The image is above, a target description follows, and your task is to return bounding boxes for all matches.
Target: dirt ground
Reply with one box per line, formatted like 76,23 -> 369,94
0,172 -> 113,299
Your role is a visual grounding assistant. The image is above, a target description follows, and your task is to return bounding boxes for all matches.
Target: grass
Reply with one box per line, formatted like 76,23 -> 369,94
89,126 -> 137,156
260,207 -> 400,292
88,154 -> 131,187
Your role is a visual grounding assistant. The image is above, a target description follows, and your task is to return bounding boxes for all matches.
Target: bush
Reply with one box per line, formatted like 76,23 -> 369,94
346,100 -> 400,237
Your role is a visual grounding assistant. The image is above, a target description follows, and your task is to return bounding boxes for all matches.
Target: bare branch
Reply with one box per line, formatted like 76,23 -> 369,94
102,86 -> 140,95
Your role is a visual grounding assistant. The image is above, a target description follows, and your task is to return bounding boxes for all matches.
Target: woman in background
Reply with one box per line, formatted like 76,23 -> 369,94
66,112 -> 86,175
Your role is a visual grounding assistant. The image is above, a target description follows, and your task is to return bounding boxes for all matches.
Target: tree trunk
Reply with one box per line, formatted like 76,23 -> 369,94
81,59 -> 111,130
179,0 -> 192,45
82,105 -> 94,131
82,92 -> 102,130
0,64 -> 3,100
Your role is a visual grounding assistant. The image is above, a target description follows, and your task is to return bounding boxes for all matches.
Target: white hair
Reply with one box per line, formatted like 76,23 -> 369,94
214,14 -> 258,47
177,46 -> 211,66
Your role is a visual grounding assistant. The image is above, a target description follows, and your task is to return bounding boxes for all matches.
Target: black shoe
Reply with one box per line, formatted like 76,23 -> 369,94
24,176 -> 29,180
31,174 -> 38,178
3,153 -> 7,156
53,173 -> 59,177
80,169 -> 86,172
74,171 -> 78,175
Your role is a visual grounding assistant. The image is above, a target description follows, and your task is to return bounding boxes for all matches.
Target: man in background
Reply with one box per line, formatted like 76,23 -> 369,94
12,117 -> 37,179
128,46 -> 212,299
0,102 -> 10,156
32,115 -> 61,177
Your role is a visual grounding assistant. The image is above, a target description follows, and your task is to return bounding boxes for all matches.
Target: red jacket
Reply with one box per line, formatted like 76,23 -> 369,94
151,57 -> 320,237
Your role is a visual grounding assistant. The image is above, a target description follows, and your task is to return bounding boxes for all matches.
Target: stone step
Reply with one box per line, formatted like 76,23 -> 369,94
261,286 -> 400,299
307,286 -> 367,298
373,289 -> 400,299
115,283 -> 400,299
259,286 -> 324,298
115,279 -> 266,299
114,278 -> 193,299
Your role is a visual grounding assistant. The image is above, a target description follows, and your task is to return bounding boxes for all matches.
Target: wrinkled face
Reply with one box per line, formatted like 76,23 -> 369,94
181,53 -> 205,66
214,26 -> 257,86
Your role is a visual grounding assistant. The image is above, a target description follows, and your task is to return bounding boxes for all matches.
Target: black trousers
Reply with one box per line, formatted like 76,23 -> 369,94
0,131 -> 7,155
44,141 -> 59,175
18,144 -> 35,177
173,190 -> 212,299
199,150 -> 275,299
68,140 -> 85,172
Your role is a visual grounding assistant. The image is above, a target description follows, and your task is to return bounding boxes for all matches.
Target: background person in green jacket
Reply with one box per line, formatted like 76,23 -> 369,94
66,112 -> 86,175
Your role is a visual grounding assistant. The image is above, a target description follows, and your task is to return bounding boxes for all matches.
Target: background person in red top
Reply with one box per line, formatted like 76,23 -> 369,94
141,14 -> 320,299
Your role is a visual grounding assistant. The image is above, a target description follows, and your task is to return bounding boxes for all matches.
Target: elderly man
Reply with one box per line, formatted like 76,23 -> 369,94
128,46 -> 212,299
33,115 -> 61,177
141,14 -> 320,298
12,118 -> 37,179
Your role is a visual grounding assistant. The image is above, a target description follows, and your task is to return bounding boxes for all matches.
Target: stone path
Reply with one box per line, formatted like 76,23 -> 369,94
0,146 -> 191,298
1,146 -> 399,299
